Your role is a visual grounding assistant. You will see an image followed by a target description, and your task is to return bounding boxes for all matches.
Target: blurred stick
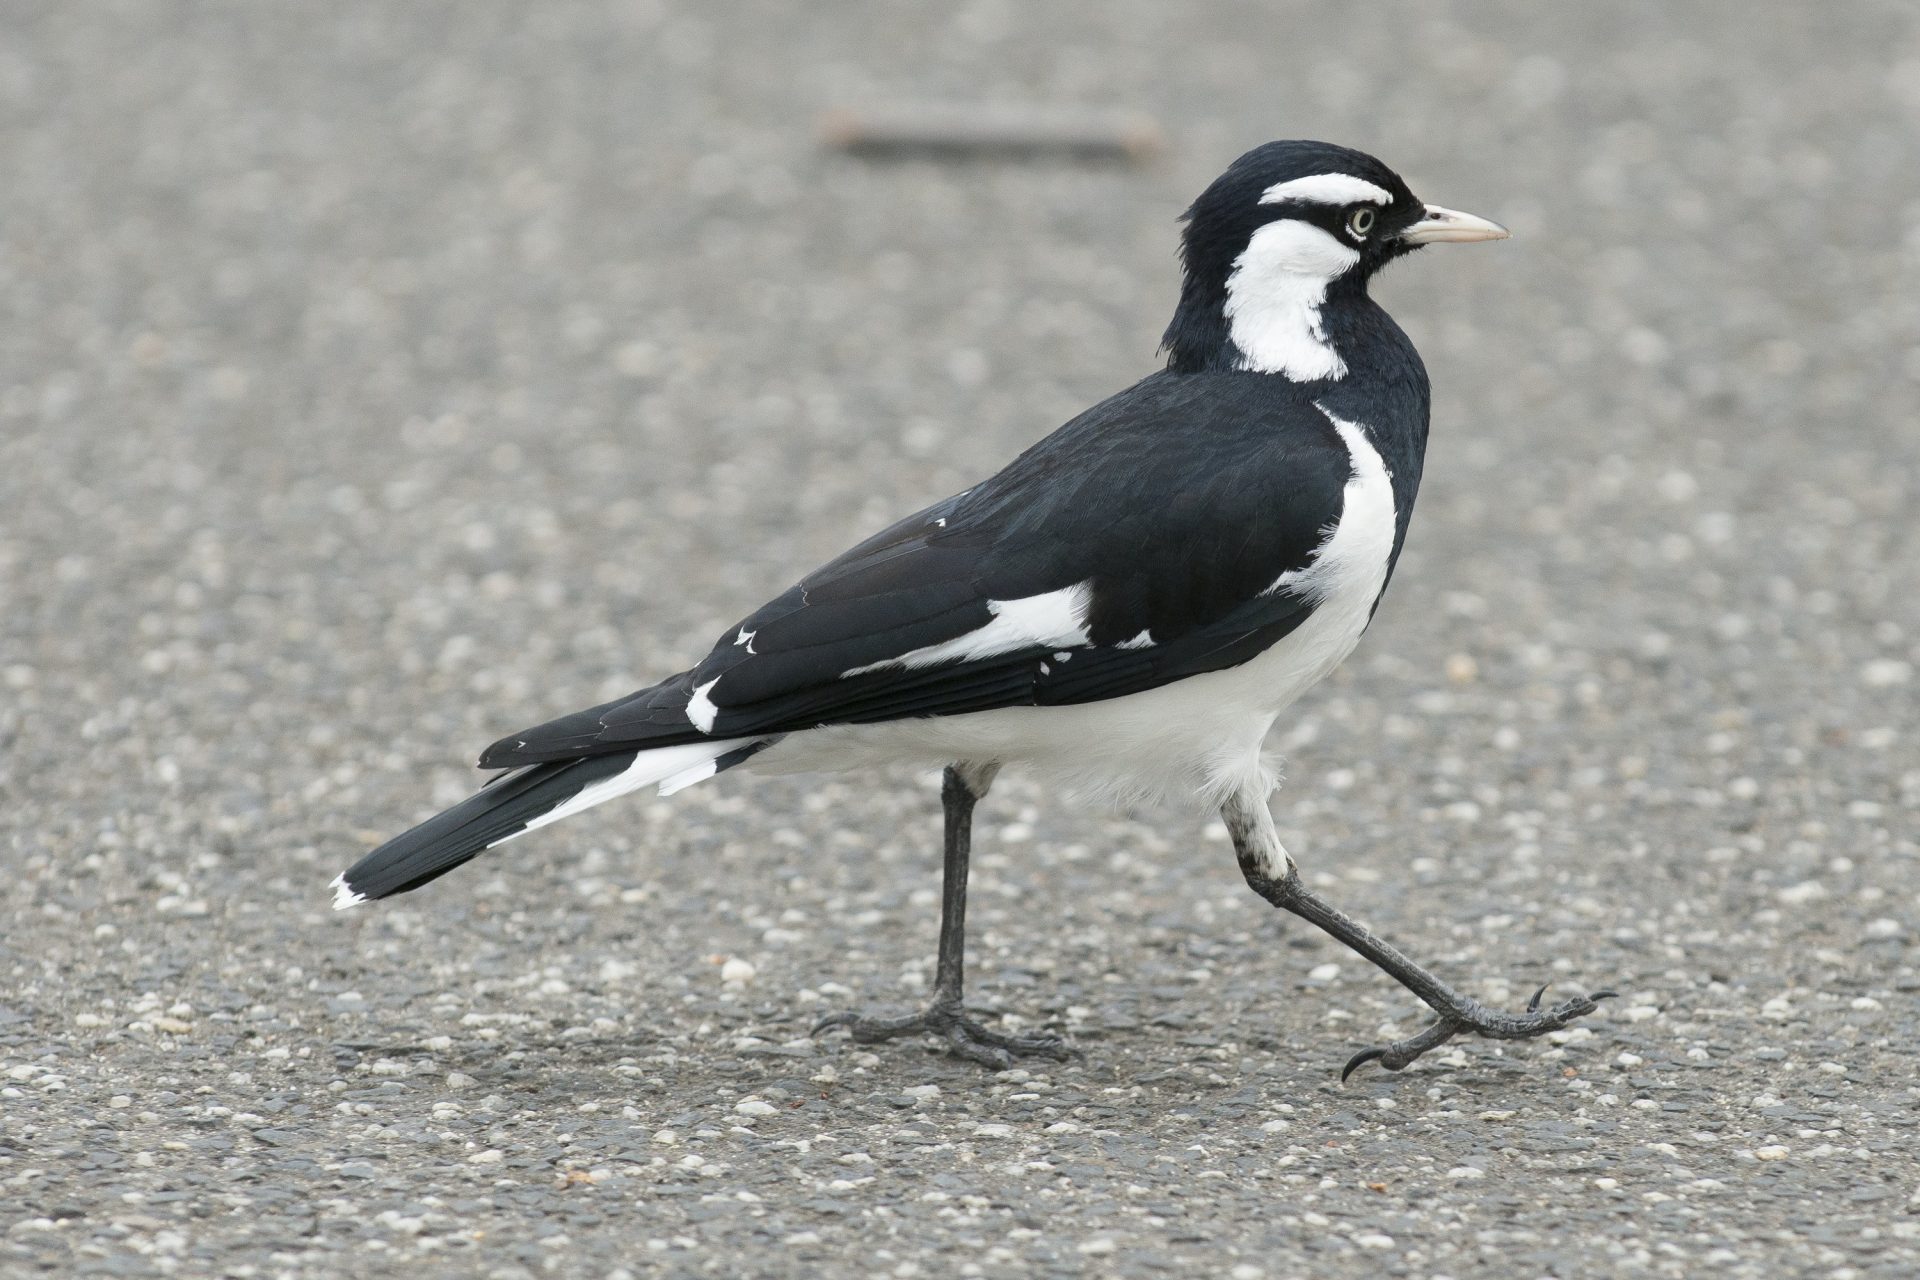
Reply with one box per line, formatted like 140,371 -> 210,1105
821,102 -> 1163,163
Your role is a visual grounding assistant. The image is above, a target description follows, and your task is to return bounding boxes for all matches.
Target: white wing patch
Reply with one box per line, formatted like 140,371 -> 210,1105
1259,173 -> 1393,207
1223,220 -> 1358,381
686,677 -> 722,733
841,582 -> 1095,677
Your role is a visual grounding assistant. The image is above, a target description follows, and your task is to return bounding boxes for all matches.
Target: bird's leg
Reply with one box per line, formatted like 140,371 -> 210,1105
812,763 -> 1072,1070
1222,787 -> 1613,1080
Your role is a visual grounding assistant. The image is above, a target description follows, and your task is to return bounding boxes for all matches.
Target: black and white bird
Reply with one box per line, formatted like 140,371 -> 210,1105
334,140 -> 1611,1076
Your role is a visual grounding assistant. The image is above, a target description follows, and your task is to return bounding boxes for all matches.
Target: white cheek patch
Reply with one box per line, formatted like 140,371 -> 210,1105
1259,173 -> 1393,207
1223,220 -> 1359,380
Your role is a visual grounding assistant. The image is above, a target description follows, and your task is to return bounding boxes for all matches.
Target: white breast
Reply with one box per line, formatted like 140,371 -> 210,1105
751,406 -> 1399,809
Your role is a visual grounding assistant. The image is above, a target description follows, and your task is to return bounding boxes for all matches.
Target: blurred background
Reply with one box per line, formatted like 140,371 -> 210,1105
2,2 -> 1917,1276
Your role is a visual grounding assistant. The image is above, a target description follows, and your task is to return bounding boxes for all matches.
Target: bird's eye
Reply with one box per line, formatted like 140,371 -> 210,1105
1346,207 -> 1377,239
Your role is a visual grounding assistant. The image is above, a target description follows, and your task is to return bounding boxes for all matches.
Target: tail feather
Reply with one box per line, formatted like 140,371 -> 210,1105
332,737 -> 767,908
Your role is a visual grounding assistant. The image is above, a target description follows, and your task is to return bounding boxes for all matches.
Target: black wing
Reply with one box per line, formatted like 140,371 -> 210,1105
482,371 -> 1362,767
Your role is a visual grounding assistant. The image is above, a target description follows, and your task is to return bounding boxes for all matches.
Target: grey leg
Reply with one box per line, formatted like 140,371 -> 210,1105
813,763 -> 1073,1070
1222,786 -> 1613,1080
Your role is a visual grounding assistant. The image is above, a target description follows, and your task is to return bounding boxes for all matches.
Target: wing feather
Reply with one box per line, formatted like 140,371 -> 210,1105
481,372 -> 1364,768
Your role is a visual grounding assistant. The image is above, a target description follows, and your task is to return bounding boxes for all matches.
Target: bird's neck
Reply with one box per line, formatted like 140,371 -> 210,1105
1161,273 -> 1382,384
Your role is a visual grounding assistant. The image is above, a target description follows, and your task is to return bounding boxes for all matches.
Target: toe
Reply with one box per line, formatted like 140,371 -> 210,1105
944,1028 -> 1015,1070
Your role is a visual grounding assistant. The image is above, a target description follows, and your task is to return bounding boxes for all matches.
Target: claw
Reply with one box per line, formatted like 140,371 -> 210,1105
1589,990 -> 1619,1003
1527,982 -> 1551,1013
1340,1046 -> 1387,1083
809,1012 -> 857,1037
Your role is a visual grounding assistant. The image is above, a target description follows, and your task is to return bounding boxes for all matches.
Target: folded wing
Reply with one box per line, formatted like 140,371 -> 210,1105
482,373 -> 1364,768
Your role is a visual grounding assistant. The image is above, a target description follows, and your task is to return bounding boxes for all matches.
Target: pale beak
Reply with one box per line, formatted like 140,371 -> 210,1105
1399,203 -> 1510,245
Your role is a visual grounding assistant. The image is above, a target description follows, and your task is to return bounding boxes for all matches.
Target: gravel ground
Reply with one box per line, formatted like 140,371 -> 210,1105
4,2 -> 1919,1276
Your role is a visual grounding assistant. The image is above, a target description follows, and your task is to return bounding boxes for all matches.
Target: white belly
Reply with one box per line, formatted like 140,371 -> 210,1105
752,407 -> 1399,808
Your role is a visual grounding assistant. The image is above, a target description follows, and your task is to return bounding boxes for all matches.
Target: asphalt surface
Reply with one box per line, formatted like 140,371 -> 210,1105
4,2 -> 1919,1277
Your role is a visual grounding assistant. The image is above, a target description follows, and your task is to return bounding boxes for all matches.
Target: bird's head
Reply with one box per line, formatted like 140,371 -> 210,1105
1161,140 -> 1507,379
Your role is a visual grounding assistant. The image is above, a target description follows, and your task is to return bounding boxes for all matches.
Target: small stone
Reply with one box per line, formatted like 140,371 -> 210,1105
1754,1145 -> 1789,1161
733,1099 -> 778,1117
1861,659 -> 1912,687
720,957 -> 756,985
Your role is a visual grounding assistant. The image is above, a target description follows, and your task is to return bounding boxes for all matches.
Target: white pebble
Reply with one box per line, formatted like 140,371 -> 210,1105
1307,963 -> 1340,982
1776,881 -> 1826,905
1754,1145 -> 1790,1161
733,1099 -> 778,1117
1861,659 -> 1912,687
720,957 -> 756,985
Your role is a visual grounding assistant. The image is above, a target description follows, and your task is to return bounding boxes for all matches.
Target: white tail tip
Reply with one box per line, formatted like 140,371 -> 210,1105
329,873 -> 367,912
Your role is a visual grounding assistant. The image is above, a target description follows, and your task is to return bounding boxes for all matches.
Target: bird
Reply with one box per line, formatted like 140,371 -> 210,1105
332,139 -> 1612,1078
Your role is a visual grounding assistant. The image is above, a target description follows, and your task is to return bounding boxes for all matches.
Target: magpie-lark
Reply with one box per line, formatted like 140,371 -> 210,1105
334,140 -> 1613,1078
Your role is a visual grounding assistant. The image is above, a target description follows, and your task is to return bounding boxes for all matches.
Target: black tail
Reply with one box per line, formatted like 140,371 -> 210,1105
331,752 -> 640,907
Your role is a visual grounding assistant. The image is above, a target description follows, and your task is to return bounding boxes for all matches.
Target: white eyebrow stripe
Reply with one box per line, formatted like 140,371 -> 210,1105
1258,174 -> 1393,207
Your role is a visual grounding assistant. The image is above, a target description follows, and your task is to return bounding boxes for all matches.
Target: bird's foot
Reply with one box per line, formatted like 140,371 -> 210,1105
812,999 -> 1074,1071
1341,983 -> 1618,1082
